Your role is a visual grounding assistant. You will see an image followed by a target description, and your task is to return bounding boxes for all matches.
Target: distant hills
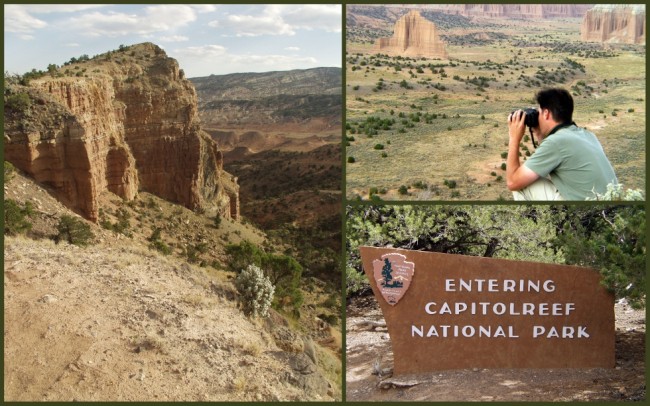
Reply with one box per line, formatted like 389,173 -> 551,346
190,67 -> 341,130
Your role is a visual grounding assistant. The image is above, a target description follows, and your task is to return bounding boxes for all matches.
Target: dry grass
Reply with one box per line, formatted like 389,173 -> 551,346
230,376 -> 247,392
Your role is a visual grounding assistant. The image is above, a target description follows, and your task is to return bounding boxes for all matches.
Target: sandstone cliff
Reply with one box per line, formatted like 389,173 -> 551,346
4,43 -> 239,221
425,4 -> 592,19
376,10 -> 448,59
581,5 -> 645,45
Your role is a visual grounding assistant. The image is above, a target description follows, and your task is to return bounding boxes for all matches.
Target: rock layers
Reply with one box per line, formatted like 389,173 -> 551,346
4,43 -> 239,221
581,5 -> 645,44
424,4 -> 592,19
376,10 -> 448,59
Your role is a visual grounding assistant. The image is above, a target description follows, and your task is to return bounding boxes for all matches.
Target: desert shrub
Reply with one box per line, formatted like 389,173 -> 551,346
443,179 -> 457,189
347,156 -> 356,163
501,162 -> 507,170
4,199 -> 33,235
554,206 -> 645,308
55,215 -> 94,246
235,264 -> 275,318
398,185 -> 408,195
500,152 -> 508,159
4,161 -> 16,184
213,214 -> 222,229
100,207 -> 132,236
225,240 -> 265,273
148,227 -> 171,255
5,92 -> 31,113
373,144 -> 384,150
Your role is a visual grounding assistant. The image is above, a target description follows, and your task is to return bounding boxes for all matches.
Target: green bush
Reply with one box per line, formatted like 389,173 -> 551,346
5,93 -> 31,113
4,161 -> 16,184
554,206 -> 645,308
443,179 -> 457,189
4,199 -> 33,235
55,215 -> 94,246
213,214 -> 222,229
398,185 -> 409,195
148,227 -> 171,255
347,156 -> 356,163
235,264 -> 275,318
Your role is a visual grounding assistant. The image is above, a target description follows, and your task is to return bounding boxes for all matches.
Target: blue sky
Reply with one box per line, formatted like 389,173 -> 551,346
4,4 -> 342,77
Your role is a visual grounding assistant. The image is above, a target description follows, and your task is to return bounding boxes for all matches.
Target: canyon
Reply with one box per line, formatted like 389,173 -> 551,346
4,43 -> 239,222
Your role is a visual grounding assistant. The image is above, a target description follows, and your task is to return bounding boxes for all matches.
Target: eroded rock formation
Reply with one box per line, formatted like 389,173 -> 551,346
4,43 -> 239,221
581,5 -> 645,44
376,10 -> 448,59
427,4 -> 592,19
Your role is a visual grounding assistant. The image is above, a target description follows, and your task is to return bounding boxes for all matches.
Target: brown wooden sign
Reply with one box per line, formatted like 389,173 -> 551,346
359,247 -> 615,374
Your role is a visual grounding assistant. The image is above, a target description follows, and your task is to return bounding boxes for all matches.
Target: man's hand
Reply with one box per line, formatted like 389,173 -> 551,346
508,110 -> 526,144
506,110 -> 539,191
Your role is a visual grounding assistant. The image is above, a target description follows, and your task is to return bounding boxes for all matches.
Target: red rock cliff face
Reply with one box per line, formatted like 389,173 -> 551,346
4,43 -> 239,221
376,10 -> 448,58
4,77 -> 139,221
581,5 -> 645,44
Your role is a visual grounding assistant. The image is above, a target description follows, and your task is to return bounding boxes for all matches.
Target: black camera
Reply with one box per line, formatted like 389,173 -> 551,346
511,108 -> 539,128
511,108 -> 540,148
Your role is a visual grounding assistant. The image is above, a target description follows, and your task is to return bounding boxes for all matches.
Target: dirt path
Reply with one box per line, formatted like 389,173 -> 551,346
346,295 -> 645,402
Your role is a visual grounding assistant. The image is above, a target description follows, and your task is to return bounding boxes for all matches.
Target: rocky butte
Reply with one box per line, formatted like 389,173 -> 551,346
376,10 -> 448,59
581,5 -> 646,45
4,43 -> 239,221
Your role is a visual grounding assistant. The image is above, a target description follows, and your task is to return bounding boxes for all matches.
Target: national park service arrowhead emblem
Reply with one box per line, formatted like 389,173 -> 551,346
372,253 -> 415,306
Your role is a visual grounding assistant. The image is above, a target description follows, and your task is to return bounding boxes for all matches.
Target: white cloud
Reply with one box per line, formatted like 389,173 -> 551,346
209,13 -> 294,37
62,5 -> 197,38
270,5 -> 342,33
174,44 -> 320,76
285,47 -> 300,52
159,35 -> 189,43
208,4 -> 341,37
176,44 -> 228,58
191,5 -> 218,13
144,5 -> 197,31
4,5 -> 48,34
15,5 -> 107,14
65,42 -> 80,47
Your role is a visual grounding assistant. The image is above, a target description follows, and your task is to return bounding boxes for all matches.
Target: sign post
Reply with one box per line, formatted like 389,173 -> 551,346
359,246 -> 615,374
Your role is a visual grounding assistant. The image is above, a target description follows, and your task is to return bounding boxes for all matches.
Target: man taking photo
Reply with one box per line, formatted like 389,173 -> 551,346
506,88 -> 617,200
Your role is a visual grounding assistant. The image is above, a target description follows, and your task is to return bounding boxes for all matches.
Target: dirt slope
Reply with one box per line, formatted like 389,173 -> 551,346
3,172 -> 339,402
4,235 -> 339,401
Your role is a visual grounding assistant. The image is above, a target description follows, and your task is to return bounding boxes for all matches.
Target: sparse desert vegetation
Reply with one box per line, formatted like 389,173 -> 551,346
346,7 -> 645,200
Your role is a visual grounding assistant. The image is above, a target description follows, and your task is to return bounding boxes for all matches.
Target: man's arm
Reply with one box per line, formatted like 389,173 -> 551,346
506,110 -> 540,191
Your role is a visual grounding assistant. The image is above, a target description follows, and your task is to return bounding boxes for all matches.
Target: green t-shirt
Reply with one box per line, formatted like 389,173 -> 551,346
524,125 -> 617,200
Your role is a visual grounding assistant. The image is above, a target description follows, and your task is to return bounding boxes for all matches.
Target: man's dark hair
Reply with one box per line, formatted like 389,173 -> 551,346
535,88 -> 573,124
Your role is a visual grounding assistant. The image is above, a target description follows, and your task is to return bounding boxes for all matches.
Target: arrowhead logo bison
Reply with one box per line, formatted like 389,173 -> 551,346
372,253 -> 415,305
